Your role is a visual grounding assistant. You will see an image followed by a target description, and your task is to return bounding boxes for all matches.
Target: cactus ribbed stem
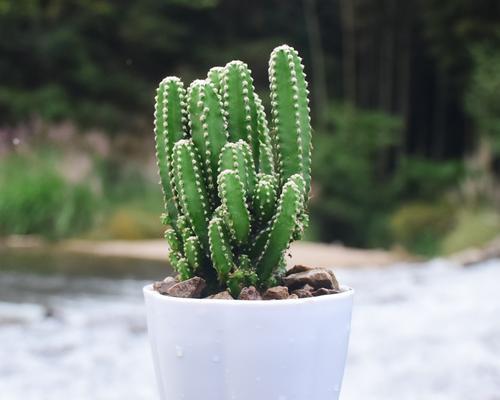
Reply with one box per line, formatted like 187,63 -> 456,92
169,251 -> 191,281
222,61 -> 260,163
154,45 -> 312,293
207,66 -> 224,95
184,236 -> 203,272
208,216 -> 234,283
172,139 -> 211,250
164,228 -> 182,254
187,80 -> 228,196
227,268 -> 258,297
154,77 -> 187,225
255,174 -> 306,282
218,140 -> 256,197
254,93 -> 275,175
252,173 -> 278,224
269,45 -> 311,193
217,169 -> 250,245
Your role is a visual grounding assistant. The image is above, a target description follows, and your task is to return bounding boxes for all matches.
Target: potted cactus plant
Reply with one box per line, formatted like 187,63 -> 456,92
144,45 -> 353,400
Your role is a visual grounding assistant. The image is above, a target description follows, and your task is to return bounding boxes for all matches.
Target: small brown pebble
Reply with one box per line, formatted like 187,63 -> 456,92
263,286 -> 289,300
288,294 -> 299,299
166,277 -> 207,298
327,270 -> 340,291
283,269 -> 334,290
292,288 -> 313,298
286,265 -> 316,276
239,286 -> 262,300
311,288 -> 341,297
212,290 -> 234,300
153,276 -> 177,295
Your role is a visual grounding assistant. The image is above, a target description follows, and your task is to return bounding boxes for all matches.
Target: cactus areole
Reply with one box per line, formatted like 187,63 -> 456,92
154,45 -> 313,297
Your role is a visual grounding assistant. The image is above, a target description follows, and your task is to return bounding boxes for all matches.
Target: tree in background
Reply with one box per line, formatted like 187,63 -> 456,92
1,0 -> 499,249
463,45 -> 500,207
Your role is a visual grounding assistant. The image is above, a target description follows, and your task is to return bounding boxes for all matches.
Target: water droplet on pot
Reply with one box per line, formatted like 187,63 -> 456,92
255,376 -> 261,382
278,395 -> 287,400
175,345 -> 184,358
212,355 -> 220,363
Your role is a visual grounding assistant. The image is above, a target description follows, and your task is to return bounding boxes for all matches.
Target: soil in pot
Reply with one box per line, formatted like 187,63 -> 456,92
152,265 -> 342,300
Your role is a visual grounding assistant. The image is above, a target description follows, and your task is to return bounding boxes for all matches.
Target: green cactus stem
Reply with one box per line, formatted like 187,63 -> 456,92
254,93 -> 275,175
252,173 -> 278,224
221,61 -> 260,163
217,169 -> 250,245
255,174 -> 306,282
208,216 -> 234,283
184,235 -> 203,273
154,77 -> 187,226
154,45 -> 313,294
269,45 -> 312,194
227,268 -> 259,297
172,139 -> 211,250
187,79 -> 228,196
164,228 -> 182,254
218,140 -> 256,196
207,66 -> 224,95
169,251 -> 191,281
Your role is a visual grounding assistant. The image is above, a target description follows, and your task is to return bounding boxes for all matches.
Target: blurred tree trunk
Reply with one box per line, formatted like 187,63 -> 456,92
341,0 -> 357,104
395,0 -> 413,156
304,0 -> 328,131
433,70 -> 448,159
339,0 -> 417,161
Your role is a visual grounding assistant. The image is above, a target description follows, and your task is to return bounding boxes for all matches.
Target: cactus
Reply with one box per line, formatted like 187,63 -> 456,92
154,45 -> 312,294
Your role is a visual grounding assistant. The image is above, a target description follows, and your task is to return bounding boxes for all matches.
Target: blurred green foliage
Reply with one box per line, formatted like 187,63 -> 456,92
0,148 -> 164,240
311,104 -> 464,249
390,202 -> 456,256
0,153 -> 95,239
0,0 -> 220,130
1,0 -> 499,253
392,158 -> 464,202
311,104 -> 401,246
442,208 -> 500,254
91,158 -> 164,240
466,46 -> 500,154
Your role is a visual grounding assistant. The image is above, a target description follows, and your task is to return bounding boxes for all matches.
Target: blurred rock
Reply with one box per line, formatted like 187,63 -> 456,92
286,264 -> 316,276
212,291 -> 234,300
292,284 -> 314,298
166,277 -> 206,298
283,268 -> 336,290
153,276 -> 177,295
312,288 -> 341,296
263,286 -> 289,300
239,286 -> 262,300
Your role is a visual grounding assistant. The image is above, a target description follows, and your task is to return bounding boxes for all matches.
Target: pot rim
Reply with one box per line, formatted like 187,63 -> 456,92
143,284 -> 353,306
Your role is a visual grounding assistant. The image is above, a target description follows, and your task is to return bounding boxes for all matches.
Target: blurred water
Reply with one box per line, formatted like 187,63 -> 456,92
0,252 -> 499,400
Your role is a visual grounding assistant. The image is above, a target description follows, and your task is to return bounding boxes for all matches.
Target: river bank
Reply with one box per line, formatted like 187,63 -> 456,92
1,236 -> 409,269
2,235 -> 499,273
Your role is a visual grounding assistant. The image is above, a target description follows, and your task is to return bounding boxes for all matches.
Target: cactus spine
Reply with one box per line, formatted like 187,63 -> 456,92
154,45 -> 312,294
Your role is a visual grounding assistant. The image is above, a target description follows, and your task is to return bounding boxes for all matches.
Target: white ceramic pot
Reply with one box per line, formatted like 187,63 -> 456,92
144,285 -> 354,400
